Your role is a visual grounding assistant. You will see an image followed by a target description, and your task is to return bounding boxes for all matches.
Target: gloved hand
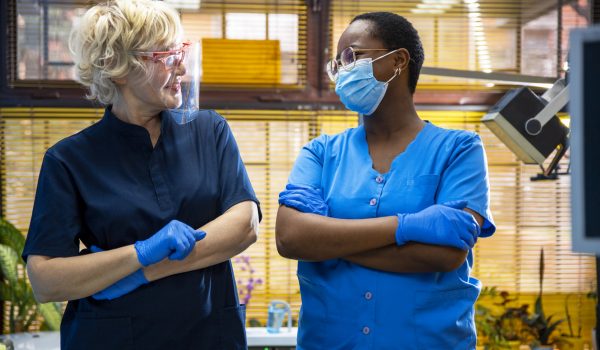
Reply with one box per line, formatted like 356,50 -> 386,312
134,220 -> 206,266
90,245 -> 149,300
395,200 -> 480,251
278,183 -> 328,216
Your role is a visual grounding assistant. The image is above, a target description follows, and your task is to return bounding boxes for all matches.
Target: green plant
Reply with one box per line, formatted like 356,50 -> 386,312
562,294 -> 582,339
476,287 -> 509,349
476,287 -> 530,349
0,218 -> 62,333
522,248 -> 565,348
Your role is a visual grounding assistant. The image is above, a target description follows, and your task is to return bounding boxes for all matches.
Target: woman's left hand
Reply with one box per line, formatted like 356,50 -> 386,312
90,245 -> 149,300
278,183 -> 329,216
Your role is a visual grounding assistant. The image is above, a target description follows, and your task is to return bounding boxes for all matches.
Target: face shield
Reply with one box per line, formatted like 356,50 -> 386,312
132,41 -> 201,124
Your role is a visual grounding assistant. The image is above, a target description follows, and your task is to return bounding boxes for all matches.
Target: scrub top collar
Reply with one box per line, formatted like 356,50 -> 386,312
103,106 -> 170,139
358,120 -> 433,176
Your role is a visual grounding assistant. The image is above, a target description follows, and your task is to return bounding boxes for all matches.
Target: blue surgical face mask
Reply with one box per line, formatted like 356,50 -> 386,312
334,54 -> 400,116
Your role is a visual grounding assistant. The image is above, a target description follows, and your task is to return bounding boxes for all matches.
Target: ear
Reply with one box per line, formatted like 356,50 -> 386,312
393,48 -> 411,72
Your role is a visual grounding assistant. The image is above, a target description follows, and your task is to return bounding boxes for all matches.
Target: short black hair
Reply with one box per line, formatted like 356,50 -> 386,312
351,12 -> 424,94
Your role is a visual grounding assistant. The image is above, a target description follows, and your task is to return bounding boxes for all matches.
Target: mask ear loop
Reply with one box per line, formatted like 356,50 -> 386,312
385,67 -> 401,84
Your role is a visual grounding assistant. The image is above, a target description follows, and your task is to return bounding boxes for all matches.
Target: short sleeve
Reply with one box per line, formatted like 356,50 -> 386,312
22,152 -> 82,262
214,112 -> 262,221
288,135 -> 327,187
436,133 -> 496,237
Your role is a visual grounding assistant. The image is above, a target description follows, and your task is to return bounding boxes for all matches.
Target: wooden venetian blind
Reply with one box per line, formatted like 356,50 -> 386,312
12,0 -> 307,88
329,0 -> 590,89
202,39 -> 281,85
2,108 -> 595,334
180,0 -> 307,88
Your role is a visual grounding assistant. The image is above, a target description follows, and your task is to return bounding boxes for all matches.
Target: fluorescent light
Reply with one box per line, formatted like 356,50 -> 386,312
417,3 -> 451,9
163,0 -> 201,10
423,0 -> 458,4
410,8 -> 445,14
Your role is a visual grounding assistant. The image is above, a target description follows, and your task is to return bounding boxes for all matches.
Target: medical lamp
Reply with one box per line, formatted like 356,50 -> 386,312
481,79 -> 570,180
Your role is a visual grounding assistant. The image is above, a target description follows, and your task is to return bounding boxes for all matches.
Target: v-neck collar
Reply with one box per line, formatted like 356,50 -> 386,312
357,121 -> 433,176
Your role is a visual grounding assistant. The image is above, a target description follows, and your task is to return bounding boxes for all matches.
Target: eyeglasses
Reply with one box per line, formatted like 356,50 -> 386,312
131,42 -> 191,70
326,47 -> 399,82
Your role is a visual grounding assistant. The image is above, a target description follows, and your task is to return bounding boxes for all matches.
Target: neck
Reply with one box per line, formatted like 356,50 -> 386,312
112,95 -> 162,132
364,87 -> 422,137
112,96 -> 163,147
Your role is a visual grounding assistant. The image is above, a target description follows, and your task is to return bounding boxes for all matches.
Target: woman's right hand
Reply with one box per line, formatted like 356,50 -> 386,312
134,220 -> 206,266
395,200 -> 479,251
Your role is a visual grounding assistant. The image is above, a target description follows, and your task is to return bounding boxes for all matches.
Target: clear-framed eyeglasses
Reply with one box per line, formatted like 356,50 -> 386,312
326,46 -> 400,82
131,42 -> 192,70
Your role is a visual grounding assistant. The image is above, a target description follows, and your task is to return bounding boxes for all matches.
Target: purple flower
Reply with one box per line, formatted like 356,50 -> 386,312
235,254 -> 263,306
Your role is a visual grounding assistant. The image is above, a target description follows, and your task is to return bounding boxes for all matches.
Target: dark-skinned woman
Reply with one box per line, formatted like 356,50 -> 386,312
276,12 -> 495,350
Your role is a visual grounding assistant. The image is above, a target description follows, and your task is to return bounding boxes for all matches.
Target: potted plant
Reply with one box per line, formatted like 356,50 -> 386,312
476,287 -> 529,350
560,294 -> 585,350
0,218 -> 62,333
522,248 -> 564,350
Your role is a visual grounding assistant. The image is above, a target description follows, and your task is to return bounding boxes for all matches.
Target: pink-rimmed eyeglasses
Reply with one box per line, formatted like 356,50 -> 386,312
131,42 -> 191,70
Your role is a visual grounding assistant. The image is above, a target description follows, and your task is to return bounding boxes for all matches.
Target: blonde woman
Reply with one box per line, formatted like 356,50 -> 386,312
22,1 -> 260,349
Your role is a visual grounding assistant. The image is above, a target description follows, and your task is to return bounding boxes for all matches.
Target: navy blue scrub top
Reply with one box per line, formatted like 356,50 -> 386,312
22,107 -> 261,350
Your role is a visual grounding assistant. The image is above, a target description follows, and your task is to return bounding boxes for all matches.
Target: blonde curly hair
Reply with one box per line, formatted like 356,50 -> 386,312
69,0 -> 183,105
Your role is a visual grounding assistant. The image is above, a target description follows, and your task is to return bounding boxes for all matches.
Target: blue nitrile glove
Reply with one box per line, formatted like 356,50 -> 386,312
134,220 -> 206,266
278,183 -> 329,216
90,245 -> 149,300
395,200 -> 480,251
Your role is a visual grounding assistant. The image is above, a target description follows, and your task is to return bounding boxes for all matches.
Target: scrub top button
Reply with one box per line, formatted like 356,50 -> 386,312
364,291 -> 373,300
375,175 -> 384,183
369,198 -> 377,206
362,326 -> 370,335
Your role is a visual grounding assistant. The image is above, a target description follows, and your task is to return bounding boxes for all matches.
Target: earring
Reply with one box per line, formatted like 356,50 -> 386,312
385,67 -> 402,83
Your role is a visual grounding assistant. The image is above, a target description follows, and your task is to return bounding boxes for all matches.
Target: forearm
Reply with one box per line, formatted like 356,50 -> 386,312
342,208 -> 481,273
275,205 -> 397,261
144,201 -> 259,281
26,245 -> 140,303
343,243 -> 468,273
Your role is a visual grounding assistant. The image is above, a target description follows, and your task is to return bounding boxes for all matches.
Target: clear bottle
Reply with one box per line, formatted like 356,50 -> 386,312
266,300 -> 291,333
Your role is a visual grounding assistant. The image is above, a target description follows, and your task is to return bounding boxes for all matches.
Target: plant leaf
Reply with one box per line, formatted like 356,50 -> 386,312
39,302 -> 62,331
539,248 -> 544,296
0,218 -> 26,254
0,243 -> 19,285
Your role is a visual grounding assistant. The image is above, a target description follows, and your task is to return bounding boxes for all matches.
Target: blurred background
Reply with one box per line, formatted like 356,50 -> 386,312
0,0 -> 597,349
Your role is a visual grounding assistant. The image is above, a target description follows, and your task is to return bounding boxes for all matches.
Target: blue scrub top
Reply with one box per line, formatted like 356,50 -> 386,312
22,107 -> 260,350
288,122 -> 496,350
